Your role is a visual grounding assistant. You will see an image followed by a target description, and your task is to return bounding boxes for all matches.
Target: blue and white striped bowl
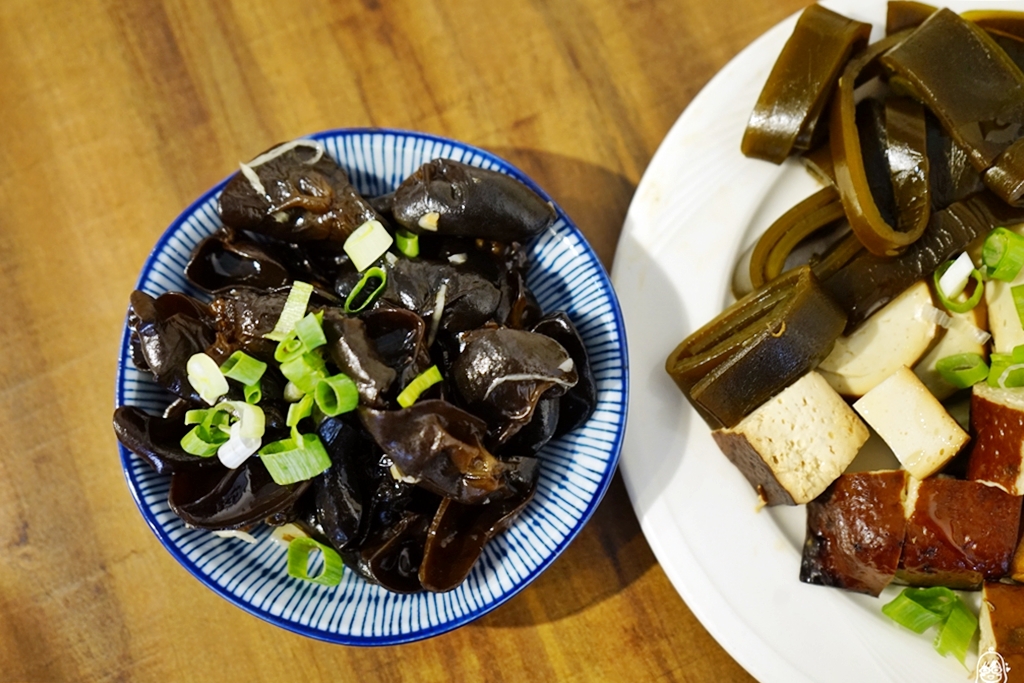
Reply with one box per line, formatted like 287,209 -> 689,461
115,128 -> 629,644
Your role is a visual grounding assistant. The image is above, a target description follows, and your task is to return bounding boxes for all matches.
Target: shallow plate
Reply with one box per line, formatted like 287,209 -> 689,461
612,2 -> 1014,681
116,128 -> 628,645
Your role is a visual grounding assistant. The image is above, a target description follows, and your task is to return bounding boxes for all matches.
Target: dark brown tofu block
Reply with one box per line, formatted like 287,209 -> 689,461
968,384 -> 1024,495
898,477 -> 1022,589
978,582 -> 1024,683
800,470 -> 908,597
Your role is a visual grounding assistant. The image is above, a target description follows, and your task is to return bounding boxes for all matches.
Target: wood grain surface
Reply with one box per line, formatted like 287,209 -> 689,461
0,0 -> 809,681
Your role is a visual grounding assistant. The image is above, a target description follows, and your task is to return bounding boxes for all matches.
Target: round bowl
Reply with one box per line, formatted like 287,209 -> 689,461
115,128 -> 629,645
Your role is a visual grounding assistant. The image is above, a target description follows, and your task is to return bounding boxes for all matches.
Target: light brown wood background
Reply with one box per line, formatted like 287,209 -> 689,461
0,0 -> 810,681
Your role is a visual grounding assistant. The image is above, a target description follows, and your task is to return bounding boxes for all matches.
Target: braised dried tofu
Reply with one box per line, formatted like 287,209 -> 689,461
969,383 -> 1024,495
818,281 -> 936,398
800,470 -> 909,596
898,477 -> 1022,589
978,582 -> 1024,683
711,371 -> 868,506
912,305 -> 988,401
1013,534 -> 1024,583
853,366 -> 968,479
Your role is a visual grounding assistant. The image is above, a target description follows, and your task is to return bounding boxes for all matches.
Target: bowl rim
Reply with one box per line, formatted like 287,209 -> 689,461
114,126 -> 630,645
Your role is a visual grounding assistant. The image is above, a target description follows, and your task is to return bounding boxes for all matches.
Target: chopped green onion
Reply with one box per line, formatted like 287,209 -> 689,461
274,334 -> 306,364
344,219 -> 393,272
935,353 -> 989,389
286,392 -> 314,427
937,252 -> 975,299
180,425 -> 226,457
283,381 -> 304,403
396,229 -> 419,258
343,267 -> 387,314
260,432 -> 332,485
934,598 -> 978,665
1013,284 -> 1024,330
286,536 -> 344,586
264,281 -> 314,341
219,351 -> 267,386
344,266 -> 387,315
988,352 -> 1024,388
217,420 -> 262,469
182,403 -> 263,465
881,591 -> 946,633
315,374 -> 359,416
294,312 -> 327,351
186,353 -> 230,405
882,587 -> 977,666
983,227 -> 1024,281
933,260 -> 984,313
279,351 -> 328,395
185,407 -> 228,429
218,400 -> 266,440
396,365 -> 443,408
274,312 -> 328,363
243,381 -> 262,404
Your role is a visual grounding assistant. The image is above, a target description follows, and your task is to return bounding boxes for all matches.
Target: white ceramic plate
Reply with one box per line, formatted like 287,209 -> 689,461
611,2 -> 1016,681
116,128 -> 628,644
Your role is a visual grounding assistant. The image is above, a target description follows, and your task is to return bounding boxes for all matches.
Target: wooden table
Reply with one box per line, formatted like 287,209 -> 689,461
0,1 -> 809,681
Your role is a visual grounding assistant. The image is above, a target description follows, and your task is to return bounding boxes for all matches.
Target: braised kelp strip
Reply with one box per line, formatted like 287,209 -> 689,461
742,4 -> 870,163
666,266 -> 847,430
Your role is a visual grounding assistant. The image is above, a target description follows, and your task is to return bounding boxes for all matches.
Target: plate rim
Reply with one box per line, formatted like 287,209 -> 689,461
611,2 -> 1015,681
115,126 -> 630,645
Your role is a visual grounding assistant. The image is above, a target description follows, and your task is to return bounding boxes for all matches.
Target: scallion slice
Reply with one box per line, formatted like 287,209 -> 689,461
218,400 -> 266,440
243,381 -> 262,404
881,591 -> 946,633
217,421 -> 262,469
396,365 -> 443,408
286,393 -> 314,428
259,432 -> 332,485
279,351 -> 328,395
935,353 -> 989,389
294,311 -> 327,351
983,226 -> 1024,281
933,260 -> 984,314
1013,284 -> 1024,330
264,281 -> 314,341
988,352 -> 1024,388
344,219 -> 393,272
315,374 -> 359,416
219,350 -> 267,386
343,266 -> 387,315
180,425 -> 226,457
882,587 -> 977,666
937,252 -> 975,300
274,334 -> 306,364
396,229 -> 419,258
934,598 -> 978,665
286,536 -> 343,586
186,352 -> 230,405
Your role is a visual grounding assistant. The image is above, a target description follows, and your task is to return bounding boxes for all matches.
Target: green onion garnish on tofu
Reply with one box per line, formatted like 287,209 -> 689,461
935,353 -> 989,389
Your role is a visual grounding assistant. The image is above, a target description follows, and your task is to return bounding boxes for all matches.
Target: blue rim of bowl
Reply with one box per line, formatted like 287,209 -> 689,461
114,127 -> 629,645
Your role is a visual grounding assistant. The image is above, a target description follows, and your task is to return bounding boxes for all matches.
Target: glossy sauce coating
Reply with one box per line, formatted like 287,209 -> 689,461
800,471 -> 908,596
899,477 -> 1022,589
968,389 -> 1024,494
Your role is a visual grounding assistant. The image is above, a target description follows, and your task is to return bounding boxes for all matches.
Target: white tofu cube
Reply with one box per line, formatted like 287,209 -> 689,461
853,366 -> 969,479
712,371 -> 869,506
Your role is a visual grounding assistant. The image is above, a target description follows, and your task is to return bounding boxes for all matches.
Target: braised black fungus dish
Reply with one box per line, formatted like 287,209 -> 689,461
114,140 -> 596,593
